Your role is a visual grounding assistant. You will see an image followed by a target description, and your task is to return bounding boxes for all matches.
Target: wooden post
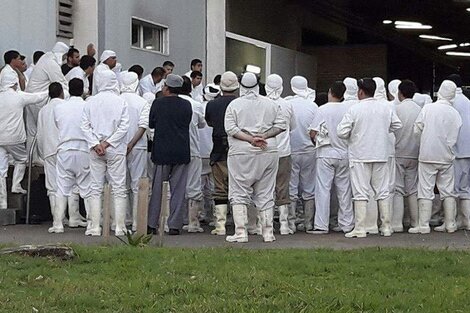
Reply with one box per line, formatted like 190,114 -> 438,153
102,184 -> 111,240
136,177 -> 150,236
157,181 -> 170,247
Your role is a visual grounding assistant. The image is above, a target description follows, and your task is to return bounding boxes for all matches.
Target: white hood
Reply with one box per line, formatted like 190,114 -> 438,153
51,41 -> 69,65
120,71 -> 139,93
96,69 -> 119,94
437,80 -> 457,104
388,79 -> 401,102
290,75 -> 315,100
343,77 -> 358,101
240,72 -> 259,98
265,74 -> 283,100
412,93 -> 432,107
373,77 -> 387,100
100,50 -> 117,63
203,83 -> 221,101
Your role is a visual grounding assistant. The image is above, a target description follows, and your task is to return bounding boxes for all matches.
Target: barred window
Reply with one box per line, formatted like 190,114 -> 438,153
131,18 -> 168,54
57,0 -> 73,38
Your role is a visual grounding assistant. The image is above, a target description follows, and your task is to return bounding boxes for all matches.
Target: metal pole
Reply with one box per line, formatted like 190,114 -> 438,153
157,181 -> 170,247
25,136 -> 37,225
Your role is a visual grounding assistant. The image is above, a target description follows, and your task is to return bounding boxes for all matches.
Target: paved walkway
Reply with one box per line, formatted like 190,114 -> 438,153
2,224 -> 470,250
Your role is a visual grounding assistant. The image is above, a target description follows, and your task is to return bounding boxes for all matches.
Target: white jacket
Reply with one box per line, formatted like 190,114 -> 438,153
37,98 -> 63,159
138,74 -> 163,96
120,92 -> 150,150
286,95 -> 318,154
453,88 -> 470,158
394,99 -> 421,159
179,94 -> 206,157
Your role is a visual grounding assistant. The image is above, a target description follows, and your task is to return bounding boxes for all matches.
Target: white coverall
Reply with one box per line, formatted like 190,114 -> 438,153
225,74 -> 286,243
138,74 -> 163,96
81,69 -> 130,236
286,76 -> 319,231
309,101 -> 354,233
120,73 -> 150,231
337,96 -> 402,237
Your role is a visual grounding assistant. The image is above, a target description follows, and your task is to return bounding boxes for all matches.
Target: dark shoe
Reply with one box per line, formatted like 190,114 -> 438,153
168,228 -> 180,235
147,226 -> 157,235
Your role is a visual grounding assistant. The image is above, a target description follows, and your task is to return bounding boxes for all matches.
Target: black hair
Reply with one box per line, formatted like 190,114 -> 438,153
190,71 -> 203,79
316,92 -> 328,106
357,78 -> 376,97
190,58 -> 202,69
162,60 -> 174,67
69,78 -> 84,97
213,74 -> 221,85
67,48 -> 79,58
398,80 -> 417,99
151,67 -> 165,77
33,51 -> 45,64
447,74 -> 463,88
329,81 -> 346,99
79,55 -> 96,71
48,82 -> 63,99
4,50 -> 20,65
128,64 -> 144,77
167,86 -> 180,94
181,76 -> 192,95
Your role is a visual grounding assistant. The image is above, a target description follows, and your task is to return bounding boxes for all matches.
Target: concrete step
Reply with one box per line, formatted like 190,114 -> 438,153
0,209 -> 18,226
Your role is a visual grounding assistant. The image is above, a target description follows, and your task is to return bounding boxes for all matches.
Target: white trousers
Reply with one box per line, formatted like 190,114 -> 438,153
350,161 -> 389,201
90,149 -> 127,198
44,155 -> 58,196
454,158 -> 470,200
395,157 -> 418,196
228,153 -> 278,211
388,157 -> 396,194
56,150 -> 91,198
186,156 -> 203,201
314,157 -> 353,231
289,153 -> 316,201
126,148 -> 148,194
418,162 -> 456,200
0,144 -> 27,177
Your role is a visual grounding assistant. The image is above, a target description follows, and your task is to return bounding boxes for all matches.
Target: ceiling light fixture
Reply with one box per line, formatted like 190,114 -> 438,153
467,8 -> 470,12
395,25 -> 432,30
383,20 -> 393,24
419,35 -> 453,41
446,51 -> 470,57
438,44 -> 458,50
460,43 -> 470,47
395,21 -> 423,26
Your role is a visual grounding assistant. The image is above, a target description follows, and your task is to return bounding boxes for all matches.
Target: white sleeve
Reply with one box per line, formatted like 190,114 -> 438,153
105,102 -> 130,147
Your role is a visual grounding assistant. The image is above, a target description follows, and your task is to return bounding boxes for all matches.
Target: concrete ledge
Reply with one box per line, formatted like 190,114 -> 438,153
0,209 -> 16,226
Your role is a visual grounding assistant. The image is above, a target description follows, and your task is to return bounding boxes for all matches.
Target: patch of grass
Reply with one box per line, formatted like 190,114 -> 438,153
1,247 -> 470,312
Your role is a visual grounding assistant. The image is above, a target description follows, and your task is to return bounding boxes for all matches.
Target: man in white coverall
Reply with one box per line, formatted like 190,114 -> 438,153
392,80 -> 421,231
337,78 -> 402,238
92,50 -> 118,96
224,72 -> 286,243
120,72 -> 150,232
409,80 -> 462,234
0,71 -> 48,209
81,69 -> 130,236
52,79 -> 93,234
179,76 -> 206,233
265,74 -> 296,235
286,76 -> 319,232
308,81 -> 354,234
446,74 -> 470,230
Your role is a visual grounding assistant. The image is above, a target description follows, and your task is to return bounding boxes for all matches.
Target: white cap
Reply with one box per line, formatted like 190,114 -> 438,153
291,75 -> 315,99
220,71 -> 239,92
96,69 -> 118,93
265,74 -> 283,100
437,80 -> 457,103
100,50 -> 117,63
120,71 -> 139,93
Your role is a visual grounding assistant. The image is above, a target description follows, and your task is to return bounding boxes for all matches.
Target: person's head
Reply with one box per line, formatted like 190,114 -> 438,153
96,69 -> 119,93
240,72 -> 259,96
397,80 -> 417,102
447,74 -> 463,88
79,55 -> 96,76
87,43 -> 96,57
120,71 -> 139,94
343,77 -> 358,101
328,81 -> 346,102
162,61 -> 174,77
219,71 -> 239,95
163,74 -> 183,96
19,55 -> 27,72
388,79 -> 401,101
51,41 -> 69,65
213,74 -> 221,85
66,48 -> 80,67
203,83 -> 221,101
437,80 -> 457,103
290,76 -> 315,99
181,76 -> 192,95
128,64 -> 144,80
3,50 -> 23,69
373,77 -> 387,100
151,67 -> 165,84
357,78 -> 376,100
190,58 -> 202,72
100,50 -> 117,69
49,82 -> 64,99
69,78 -> 84,97
265,74 -> 283,100
190,71 -> 203,87
32,51 -> 45,65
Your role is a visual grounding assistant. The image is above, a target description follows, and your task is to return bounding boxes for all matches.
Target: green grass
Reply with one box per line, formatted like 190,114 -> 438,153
1,246 -> 470,312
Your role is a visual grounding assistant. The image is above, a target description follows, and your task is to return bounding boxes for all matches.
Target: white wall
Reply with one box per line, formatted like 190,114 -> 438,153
73,0 -> 99,55
206,0 -> 226,83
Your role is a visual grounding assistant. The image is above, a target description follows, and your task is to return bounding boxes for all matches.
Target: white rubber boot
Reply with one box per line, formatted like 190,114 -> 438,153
131,193 -> 138,232
260,208 -> 276,242
67,193 -> 87,228
85,196 -> 102,236
187,199 -> 204,233
114,196 -> 128,236
441,197 -> 457,233
364,197 -> 379,234
278,204 -> 293,235
0,177 -> 7,209
408,199 -> 432,234
345,200 -> 367,238
211,204 -> 227,235
48,194 -> 56,220
406,194 -> 419,228
247,205 -> 262,235
303,199 -> 315,232
48,195 -> 67,233
288,201 -> 297,233
11,163 -> 27,194
226,204 -> 248,243
459,199 -> 470,231
391,194 -> 404,232
378,199 -> 392,237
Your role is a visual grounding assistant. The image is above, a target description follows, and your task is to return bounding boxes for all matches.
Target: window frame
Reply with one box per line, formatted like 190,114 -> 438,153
130,17 -> 169,56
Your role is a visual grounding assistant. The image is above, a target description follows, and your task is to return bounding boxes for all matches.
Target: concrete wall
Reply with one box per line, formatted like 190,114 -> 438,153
99,0 -> 206,77
73,0 -> 99,55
